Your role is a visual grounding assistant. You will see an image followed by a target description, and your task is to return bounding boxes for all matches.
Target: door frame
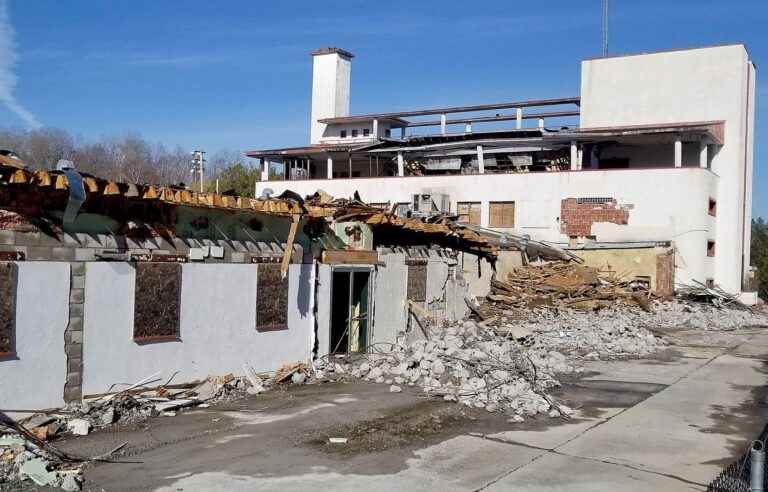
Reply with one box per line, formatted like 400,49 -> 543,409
329,265 -> 375,354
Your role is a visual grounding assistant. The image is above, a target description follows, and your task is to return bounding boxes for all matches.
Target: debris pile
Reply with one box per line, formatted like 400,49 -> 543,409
317,319 -> 577,419
676,280 -> 752,310
0,370 -> 273,490
479,263 -> 651,315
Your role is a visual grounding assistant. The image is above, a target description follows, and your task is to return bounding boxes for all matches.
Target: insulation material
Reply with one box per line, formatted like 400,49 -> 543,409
0,262 -> 16,355
133,263 -> 182,341
257,263 -> 289,331
406,263 -> 427,302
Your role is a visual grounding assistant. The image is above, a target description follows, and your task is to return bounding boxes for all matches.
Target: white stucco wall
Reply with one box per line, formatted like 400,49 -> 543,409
311,53 -> 351,144
315,264 -> 332,358
372,253 -> 408,346
580,44 -> 754,293
82,263 -> 315,395
0,262 -> 69,411
257,168 -> 717,287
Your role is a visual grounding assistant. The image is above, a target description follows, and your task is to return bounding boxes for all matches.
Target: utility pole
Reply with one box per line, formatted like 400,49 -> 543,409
602,0 -> 609,57
190,150 -> 206,192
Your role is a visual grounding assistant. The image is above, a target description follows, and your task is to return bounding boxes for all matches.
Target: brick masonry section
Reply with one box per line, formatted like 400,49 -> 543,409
656,251 -> 675,297
63,262 -> 85,402
560,198 -> 632,237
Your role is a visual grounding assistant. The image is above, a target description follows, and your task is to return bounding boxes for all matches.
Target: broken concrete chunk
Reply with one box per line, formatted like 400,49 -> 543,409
60,474 -> 82,492
100,407 -> 116,425
154,399 -> 195,412
291,372 -> 307,385
0,435 -> 24,446
328,437 -> 347,444
20,457 -> 57,486
389,385 -> 402,393
67,419 -> 90,436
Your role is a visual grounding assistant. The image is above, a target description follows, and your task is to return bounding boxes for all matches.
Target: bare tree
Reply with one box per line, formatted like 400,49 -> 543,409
0,126 -> 251,189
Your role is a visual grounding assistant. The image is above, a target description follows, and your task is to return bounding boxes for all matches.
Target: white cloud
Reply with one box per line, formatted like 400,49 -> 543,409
0,0 -> 40,128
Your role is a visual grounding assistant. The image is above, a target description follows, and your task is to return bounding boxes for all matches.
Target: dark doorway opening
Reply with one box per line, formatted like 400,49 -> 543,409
330,269 -> 371,354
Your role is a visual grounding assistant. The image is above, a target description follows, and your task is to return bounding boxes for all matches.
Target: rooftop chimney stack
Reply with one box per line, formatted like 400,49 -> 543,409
310,47 -> 353,144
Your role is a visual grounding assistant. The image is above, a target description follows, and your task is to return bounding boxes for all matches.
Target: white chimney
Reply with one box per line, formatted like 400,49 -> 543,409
310,47 -> 353,144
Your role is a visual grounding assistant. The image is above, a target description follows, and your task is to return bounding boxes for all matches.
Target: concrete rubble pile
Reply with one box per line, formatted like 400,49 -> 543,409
316,319 -> 578,419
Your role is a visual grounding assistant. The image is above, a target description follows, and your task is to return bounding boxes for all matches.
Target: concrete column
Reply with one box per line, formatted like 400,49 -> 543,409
570,141 -> 578,170
465,123 -> 472,133
440,114 -> 447,135
372,119 -> 378,138
397,152 -> 404,176
516,108 -> 522,129
400,127 -> 406,139
476,145 -> 485,174
260,158 -> 269,181
699,142 -> 709,169
326,155 -> 333,179
674,138 -> 682,167
577,146 -> 583,170
63,262 -> 85,403
538,118 -> 544,129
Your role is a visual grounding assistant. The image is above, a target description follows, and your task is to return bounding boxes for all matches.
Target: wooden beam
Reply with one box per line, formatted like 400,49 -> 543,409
321,249 -> 379,265
280,214 -> 300,278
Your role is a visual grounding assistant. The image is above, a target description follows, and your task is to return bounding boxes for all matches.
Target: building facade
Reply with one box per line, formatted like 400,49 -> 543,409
249,44 -> 757,297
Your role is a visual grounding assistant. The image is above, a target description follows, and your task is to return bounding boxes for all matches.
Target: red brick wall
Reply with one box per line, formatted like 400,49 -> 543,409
560,198 -> 630,237
655,251 -> 674,297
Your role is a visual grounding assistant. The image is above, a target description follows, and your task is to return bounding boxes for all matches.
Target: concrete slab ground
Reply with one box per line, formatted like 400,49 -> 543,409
65,327 -> 768,491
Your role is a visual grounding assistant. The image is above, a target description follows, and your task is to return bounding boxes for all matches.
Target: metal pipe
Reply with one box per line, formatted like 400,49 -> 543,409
752,440 -> 765,492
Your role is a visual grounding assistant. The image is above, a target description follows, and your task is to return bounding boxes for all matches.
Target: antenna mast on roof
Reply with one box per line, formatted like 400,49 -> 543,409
602,0 -> 609,57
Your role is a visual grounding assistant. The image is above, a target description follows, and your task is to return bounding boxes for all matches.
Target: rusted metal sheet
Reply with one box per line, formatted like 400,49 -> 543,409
133,262 -> 182,342
407,264 -> 427,302
256,263 -> 288,332
0,262 -> 16,356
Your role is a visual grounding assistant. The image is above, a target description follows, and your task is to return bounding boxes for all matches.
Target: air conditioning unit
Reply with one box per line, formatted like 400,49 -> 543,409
411,193 -> 450,217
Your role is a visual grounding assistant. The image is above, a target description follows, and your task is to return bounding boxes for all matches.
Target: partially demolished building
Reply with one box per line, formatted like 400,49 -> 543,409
0,43 -> 757,415
249,44 -> 757,300
0,159 -> 514,411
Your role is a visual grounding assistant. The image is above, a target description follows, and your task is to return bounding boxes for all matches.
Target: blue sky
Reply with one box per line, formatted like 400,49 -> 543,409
4,0 -> 767,215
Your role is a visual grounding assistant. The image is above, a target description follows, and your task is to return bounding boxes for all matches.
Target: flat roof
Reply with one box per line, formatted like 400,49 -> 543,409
317,96 -> 580,124
319,115 -> 410,126
562,120 -> 725,145
310,47 -> 354,59
582,43 -> 747,62
246,142 -> 376,158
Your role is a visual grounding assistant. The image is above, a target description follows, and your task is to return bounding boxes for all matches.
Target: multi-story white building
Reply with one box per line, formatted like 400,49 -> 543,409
250,44 -> 756,298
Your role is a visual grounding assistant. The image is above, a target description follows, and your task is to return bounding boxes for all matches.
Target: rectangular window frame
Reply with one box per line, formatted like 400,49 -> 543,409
0,262 -> 17,358
708,198 -> 717,217
363,128 -> 370,137
340,130 -> 347,138
133,262 -> 182,343
256,263 -> 289,332
352,129 -> 359,138
707,240 -> 716,257
457,201 -> 481,226
489,201 -> 515,228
